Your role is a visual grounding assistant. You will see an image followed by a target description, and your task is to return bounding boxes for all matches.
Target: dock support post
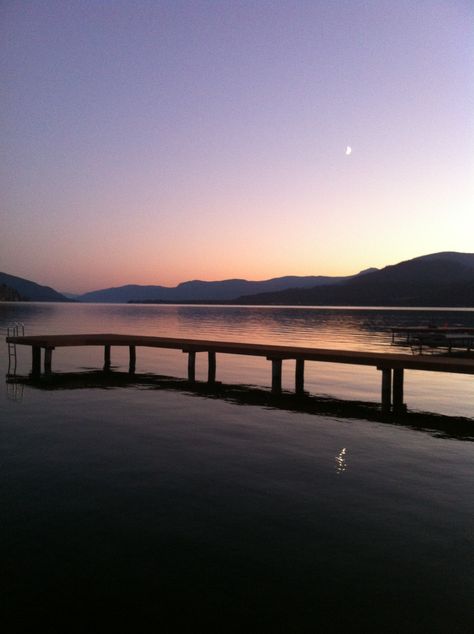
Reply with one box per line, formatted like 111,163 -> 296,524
392,368 -> 406,414
104,345 -> 111,372
31,346 -> 41,377
271,358 -> 282,395
295,359 -> 305,395
44,348 -> 53,375
188,351 -> 196,383
129,346 -> 136,374
380,368 -> 392,413
208,351 -> 216,385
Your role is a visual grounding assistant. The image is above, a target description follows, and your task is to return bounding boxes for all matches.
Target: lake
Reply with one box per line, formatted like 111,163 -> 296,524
1,303 -> 473,632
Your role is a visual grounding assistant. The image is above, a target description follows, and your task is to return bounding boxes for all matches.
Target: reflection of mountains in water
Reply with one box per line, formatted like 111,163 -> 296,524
8,371 -> 474,442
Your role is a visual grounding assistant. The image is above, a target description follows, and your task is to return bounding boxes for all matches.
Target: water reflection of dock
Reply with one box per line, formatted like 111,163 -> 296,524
6,333 -> 474,415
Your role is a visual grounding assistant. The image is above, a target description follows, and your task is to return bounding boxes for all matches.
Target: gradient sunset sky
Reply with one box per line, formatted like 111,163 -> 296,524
1,1 -> 473,293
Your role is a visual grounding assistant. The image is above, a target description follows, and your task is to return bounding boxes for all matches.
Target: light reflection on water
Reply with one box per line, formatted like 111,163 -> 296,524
335,447 -> 347,474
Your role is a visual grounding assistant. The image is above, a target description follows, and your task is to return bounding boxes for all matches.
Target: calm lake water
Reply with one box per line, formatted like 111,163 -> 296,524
1,303 -> 473,632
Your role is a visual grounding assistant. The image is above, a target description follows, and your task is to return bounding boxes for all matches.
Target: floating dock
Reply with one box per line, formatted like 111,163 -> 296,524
391,326 -> 474,354
6,333 -> 474,415
391,326 -> 474,343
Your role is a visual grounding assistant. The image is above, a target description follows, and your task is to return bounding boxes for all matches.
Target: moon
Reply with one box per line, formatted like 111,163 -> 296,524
345,146 -> 352,156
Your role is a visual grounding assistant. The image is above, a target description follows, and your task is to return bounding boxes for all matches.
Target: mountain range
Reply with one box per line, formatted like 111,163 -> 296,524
235,252 -> 474,306
1,252 -> 474,306
77,270 -> 375,303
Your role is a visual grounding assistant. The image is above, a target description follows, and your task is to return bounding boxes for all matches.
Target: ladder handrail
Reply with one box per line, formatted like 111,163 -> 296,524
7,321 -> 25,337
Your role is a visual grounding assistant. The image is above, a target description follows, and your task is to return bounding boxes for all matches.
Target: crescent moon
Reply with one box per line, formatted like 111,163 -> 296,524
345,146 -> 352,156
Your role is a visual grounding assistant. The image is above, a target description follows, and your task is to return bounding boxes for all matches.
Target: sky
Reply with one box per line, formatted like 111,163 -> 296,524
1,0 -> 473,293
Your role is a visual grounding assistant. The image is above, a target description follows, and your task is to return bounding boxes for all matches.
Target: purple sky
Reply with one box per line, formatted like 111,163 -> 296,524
1,0 -> 473,293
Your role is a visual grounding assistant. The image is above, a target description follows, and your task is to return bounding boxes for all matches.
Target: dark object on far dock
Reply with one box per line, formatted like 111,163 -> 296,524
6,333 -> 474,416
391,326 -> 474,355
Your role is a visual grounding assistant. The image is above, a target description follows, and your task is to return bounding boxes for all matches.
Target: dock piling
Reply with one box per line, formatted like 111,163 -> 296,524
295,359 -> 305,395
271,358 -> 282,395
31,346 -> 41,377
188,351 -> 196,383
393,368 -> 406,413
44,348 -> 53,375
380,368 -> 392,413
129,345 -> 136,374
103,345 -> 111,371
208,351 -> 216,384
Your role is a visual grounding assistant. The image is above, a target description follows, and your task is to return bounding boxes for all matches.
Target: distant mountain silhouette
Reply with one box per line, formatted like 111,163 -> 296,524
5,251 -> 473,306
0,272 -> 70,302
78,271 -> 375,303
233,252 -> 474,307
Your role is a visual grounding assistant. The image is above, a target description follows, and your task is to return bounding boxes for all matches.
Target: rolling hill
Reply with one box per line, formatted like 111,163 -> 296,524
0,272 -> 70,302
0,283 -> 22,301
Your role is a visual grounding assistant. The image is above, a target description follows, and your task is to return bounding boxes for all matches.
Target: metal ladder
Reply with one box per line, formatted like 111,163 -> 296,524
7,322 -> 24,376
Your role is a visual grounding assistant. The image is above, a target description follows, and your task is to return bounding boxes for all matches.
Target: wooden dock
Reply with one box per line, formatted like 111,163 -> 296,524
6,333 -> 474,415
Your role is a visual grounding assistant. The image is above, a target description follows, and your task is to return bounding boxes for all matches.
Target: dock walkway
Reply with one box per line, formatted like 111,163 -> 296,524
6,333 -> 474,415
